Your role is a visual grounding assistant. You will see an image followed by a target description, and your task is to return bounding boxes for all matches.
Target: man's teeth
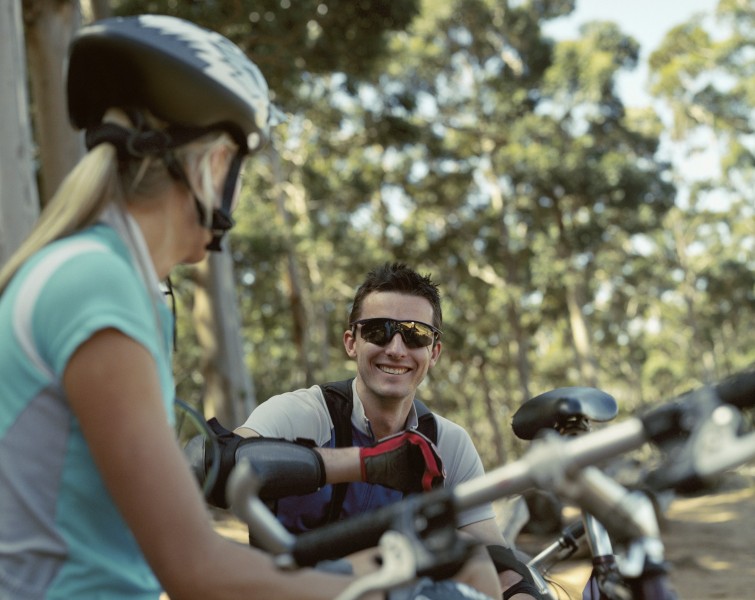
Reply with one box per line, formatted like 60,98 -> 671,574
379,366 -> 409,375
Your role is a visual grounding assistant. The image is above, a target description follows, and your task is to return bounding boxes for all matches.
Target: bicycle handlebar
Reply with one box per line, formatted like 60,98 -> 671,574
708,368 -> 755,410
641,368 -> 755,491
289,488 -> 464,569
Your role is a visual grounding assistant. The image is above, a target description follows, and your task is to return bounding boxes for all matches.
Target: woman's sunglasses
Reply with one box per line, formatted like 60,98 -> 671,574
350,318 -> 441,349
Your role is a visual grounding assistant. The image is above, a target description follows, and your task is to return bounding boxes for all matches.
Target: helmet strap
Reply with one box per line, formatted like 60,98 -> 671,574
163,152 -> 236,252
85,119 -> 213,159
206,149 -> 245,250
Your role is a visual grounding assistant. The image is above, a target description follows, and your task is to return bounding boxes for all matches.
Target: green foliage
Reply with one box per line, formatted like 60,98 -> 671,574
111,0 -> 421,105
111,0 -> 753,468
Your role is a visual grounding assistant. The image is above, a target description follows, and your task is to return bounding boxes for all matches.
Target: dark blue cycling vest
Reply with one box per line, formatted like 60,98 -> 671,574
321,378 -> 438,525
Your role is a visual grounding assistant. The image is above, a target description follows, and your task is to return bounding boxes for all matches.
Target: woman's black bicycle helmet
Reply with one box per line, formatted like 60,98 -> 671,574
67,14 -> 276,249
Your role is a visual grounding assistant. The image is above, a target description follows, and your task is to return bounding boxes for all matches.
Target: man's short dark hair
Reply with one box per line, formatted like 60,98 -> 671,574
348,262 -> 442,330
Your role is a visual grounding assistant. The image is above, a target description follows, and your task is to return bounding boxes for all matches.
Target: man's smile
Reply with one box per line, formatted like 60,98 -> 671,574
378,365 -> 410,375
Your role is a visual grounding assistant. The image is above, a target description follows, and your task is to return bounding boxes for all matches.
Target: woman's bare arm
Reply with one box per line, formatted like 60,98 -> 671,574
64,328 -> 359,600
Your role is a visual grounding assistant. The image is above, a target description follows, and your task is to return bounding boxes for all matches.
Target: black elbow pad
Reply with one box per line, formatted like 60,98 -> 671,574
191,418 -> 325,508
235,436 -> 326,500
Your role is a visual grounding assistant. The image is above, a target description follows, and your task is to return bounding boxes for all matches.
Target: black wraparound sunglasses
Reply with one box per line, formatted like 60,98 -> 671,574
350,318 -> 441,349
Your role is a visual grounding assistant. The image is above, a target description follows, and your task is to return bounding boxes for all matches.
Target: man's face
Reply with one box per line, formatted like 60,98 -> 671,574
344,291 -> 442,406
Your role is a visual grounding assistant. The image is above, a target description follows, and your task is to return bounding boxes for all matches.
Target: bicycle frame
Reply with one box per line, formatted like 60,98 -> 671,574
525,512 -> 626,600
527,519 -> 584,575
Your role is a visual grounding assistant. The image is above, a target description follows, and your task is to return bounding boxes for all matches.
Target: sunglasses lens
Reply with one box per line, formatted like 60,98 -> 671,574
359,320 -> 391,345
357,319 -> 436,348
402,322 -> 435,347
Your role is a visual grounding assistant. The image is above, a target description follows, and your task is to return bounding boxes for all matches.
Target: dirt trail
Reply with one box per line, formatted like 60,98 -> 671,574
656,482 -> 755,599
524,476 -> 755,600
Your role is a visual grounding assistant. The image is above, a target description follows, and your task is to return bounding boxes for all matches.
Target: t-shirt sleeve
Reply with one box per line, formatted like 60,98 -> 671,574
32,249 -> 159,378
434,414 -> 496,526
241,385 -> 333,446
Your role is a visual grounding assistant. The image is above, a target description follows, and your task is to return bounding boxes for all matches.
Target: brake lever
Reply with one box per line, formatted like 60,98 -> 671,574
646,387 -> 755,491
333,504 -> 476,600
227,459 -> 296,563
334,531 -> 419,600
695,404 -> 755,478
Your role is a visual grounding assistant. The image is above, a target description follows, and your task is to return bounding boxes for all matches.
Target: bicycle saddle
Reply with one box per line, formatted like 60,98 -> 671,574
512,387 -> 618,440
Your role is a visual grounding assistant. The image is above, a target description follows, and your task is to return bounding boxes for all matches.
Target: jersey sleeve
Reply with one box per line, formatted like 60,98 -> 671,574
241,385 -> 334,446
434,414 -> 497,526
32,249 -> 161,379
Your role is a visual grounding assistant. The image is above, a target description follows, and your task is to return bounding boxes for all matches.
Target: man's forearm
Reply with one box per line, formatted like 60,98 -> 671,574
314,447 -> 362,484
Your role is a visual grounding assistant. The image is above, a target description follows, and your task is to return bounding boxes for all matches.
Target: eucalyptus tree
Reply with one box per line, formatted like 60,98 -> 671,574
23,0 -> 84,204
645,0 -> 754,388
249,1 -> 679,464
335,1 -> 677,464
1,0 -> 39,265
649,0 -> 753,200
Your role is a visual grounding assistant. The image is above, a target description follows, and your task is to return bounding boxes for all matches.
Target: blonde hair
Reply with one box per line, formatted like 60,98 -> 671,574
0,109 -> 234,295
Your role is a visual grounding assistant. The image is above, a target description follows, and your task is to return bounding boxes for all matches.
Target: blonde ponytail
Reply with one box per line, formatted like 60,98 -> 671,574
0,143 -> 120,295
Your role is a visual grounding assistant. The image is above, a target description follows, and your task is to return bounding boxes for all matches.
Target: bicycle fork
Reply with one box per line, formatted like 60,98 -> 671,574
583,513 -> 630,600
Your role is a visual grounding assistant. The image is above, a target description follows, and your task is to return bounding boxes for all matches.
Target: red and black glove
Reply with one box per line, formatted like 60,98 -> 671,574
359,430 -> 446,494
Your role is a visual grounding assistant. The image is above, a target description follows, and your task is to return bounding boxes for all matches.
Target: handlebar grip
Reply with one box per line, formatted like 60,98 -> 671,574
715,368 -> 755,410
641,368 -> 755,444
290,489 -> 455,567
292,503 -> 398,566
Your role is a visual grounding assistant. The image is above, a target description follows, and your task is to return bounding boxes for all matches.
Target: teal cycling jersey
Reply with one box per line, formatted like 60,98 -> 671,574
0,223 -> 174,599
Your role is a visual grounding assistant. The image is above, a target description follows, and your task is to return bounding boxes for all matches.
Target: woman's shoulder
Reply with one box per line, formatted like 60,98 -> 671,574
29,227 -> 134,284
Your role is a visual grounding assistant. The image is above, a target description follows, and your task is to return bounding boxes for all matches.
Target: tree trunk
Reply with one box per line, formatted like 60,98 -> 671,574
0,0 -> 39,265
484,154 -> 532,405
554,206 -> 598,387
194,246 -> 256,427
81,0 -> 110,21
269,146 -> 315,387
478,360 -> 506,466
671,215 -> 716,384
506,298 -> 531,402
564,277 -> 598,387
23,0 -> 83,205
